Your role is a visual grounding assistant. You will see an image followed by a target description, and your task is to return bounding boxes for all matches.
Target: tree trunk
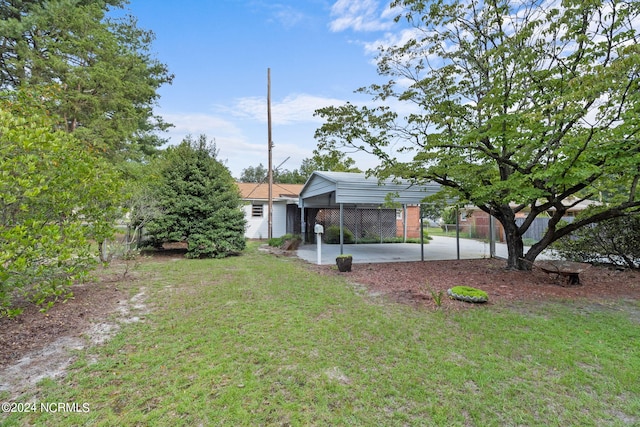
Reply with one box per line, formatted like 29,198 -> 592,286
522,242 -> 546,270
98,239 -> 106,263
98,239 -> 113,264
499,214 -> 529,270
505,229 -> 526,270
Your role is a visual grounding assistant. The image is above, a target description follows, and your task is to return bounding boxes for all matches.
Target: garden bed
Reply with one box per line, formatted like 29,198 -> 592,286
308,257 -> 640,310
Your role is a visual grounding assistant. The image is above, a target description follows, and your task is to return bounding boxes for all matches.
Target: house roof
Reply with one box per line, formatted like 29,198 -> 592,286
299,171 -> 441,208
236,182 -> 304,201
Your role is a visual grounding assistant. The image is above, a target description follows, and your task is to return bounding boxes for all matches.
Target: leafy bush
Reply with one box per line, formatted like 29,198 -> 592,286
552,215 -> 640,269
324,225 -> 355,244
267,237 -> 284,247
0,108 -> 122,317
441,207 -> 458,228
268,234 -> 301,248
358,233 -> 381,244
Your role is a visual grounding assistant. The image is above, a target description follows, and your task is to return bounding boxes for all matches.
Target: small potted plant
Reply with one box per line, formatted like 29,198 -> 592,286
336,254 -> 353,272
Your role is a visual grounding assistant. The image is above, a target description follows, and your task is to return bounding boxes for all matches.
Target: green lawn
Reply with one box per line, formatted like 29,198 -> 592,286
424,226 -> 459,237
425,226 -> 488,241
3,242 -> 639,426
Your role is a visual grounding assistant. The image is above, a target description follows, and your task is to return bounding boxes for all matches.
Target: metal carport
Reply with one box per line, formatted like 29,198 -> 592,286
298,171 -> 441,258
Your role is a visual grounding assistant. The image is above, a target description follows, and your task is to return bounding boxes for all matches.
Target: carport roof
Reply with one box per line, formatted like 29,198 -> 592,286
299,171 -> 440,208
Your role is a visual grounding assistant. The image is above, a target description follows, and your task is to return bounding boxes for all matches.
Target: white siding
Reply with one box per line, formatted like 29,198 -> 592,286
272,203 -> 287,237
243,202 -> 288,239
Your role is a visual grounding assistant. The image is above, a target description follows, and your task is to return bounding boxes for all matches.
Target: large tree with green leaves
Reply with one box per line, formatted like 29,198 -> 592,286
0,0 -> 173,160
0,103 -> 122,317
146,135 -> 246,259
316,0 -> 640,270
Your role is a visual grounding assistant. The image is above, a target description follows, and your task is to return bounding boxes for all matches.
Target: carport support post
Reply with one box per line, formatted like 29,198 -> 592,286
489,214 -> 496,258
456,206 -> 460,260
339,203 -> 344,255
403,204 -> 407,242
420,205 -> 424,261
300,200 -> 306,243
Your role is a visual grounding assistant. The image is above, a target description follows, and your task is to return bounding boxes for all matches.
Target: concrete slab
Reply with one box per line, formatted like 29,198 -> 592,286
296,236 -> 554,265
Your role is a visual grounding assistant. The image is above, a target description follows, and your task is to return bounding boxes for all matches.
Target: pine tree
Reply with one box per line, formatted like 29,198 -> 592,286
147,135 -> 246,258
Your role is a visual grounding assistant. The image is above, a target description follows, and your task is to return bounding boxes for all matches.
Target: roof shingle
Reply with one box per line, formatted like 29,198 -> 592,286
236,182 -> 304,200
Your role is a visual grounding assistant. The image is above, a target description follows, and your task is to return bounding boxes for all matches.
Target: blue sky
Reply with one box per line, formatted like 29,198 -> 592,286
115,0 -> 408,178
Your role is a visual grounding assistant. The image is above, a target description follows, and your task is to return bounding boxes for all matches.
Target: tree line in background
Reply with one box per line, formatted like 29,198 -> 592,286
239,148 -> 361,184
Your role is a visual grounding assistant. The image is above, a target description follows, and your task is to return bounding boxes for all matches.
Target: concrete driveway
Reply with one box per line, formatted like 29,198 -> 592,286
296,236 -> 554,265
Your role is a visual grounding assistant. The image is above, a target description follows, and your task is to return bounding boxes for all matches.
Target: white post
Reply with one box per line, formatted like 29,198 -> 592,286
314,223 -> 324,265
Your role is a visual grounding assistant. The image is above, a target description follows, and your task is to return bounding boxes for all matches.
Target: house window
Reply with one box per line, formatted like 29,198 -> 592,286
251,204 -> 264,217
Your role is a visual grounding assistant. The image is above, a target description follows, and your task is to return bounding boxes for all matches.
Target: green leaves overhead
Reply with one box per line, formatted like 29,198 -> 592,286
0,0 -> 173,160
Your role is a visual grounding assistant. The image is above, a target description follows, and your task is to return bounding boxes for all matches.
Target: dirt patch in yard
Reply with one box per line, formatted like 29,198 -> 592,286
0,262 -> 147,401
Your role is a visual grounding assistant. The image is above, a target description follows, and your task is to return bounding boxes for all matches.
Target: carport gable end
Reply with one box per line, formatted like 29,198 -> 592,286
298,171 -> 440,246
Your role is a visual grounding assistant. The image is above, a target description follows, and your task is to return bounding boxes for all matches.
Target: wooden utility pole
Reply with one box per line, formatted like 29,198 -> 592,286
267,68 -> 273,239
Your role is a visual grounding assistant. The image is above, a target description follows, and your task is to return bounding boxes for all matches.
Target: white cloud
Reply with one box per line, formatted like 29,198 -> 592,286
329,0 -> 393,32
159,112 -> 269,176
158,92 -> 407,177
223,93 -> 347,125
269,4 -> 307,29
363,27 -> 421,55
162,112 -> 242,138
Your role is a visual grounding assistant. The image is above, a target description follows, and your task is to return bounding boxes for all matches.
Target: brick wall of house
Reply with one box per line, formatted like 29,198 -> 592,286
396,205 -> 422,239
